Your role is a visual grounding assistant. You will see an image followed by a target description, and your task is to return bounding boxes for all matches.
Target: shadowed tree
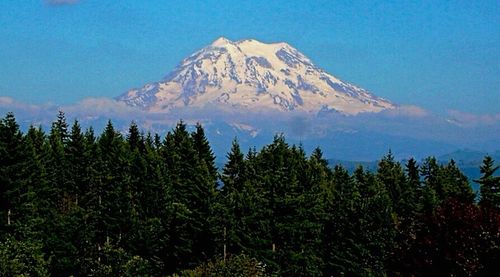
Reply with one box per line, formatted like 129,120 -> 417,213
160,121 -> 217,273
0,113 -> 27,232
440,159 -> 475,203
475,156 -> 500,208
218,138 -> 247,255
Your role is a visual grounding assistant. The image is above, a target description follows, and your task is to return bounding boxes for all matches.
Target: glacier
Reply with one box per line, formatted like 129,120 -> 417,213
117,37 -> 395,115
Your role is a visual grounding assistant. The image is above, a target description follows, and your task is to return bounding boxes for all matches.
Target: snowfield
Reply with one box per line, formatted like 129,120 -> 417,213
117,37 -> 395,115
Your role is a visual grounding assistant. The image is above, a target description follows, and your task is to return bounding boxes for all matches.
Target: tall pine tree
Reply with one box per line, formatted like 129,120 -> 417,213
475,156 -> 500,208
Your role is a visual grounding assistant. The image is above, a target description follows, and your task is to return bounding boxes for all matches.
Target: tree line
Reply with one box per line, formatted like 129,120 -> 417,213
0,111 -> 499,276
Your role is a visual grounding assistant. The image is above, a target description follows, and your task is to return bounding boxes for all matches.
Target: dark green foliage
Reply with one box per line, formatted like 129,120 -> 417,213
52,110 -> 69,143
377,151 -> 405,211
475,156 -> 500,208
157,121 -> 218,273
440,159 -> 475,203
218,139 -> 247,255
127,121 -> 145,153
323,165 -> 395,275
404,157 -> 422,214
0,112 -> 498,276
0,235 -> 49,276
192,122 -> 217,181
179,254 -> 267,277
0,113 -> 28,232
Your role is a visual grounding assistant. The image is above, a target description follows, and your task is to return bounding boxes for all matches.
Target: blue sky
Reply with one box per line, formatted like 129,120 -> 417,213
0,0 -> 498,114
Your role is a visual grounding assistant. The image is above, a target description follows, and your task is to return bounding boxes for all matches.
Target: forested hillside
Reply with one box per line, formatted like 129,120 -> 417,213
0,112 -> 499,276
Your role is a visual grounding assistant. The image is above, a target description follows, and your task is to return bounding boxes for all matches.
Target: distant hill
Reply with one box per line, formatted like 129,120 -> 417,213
328,149 -> 500,192
438,149 -> 500,167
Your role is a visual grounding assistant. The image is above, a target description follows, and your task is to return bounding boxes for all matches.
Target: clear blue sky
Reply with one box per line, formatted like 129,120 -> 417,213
0,0 -> 498,114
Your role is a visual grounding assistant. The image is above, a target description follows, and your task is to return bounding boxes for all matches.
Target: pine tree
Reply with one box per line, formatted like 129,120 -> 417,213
126,121 -> 147,217
67,120 -> 86,206
76,126 -> 104,275
386,157 -> 424,274
191,123 -> 219,262
192,123 -> 217,181
0,113 -> 27,232
283,145 -> 324,276
377,151 -> 406,215
355,167 -> 395,274
46,112 -> 72,212
325,165 -> 395,275
52,110 -> 69,144
81,126 -> 99,210
219,139 -> 247,255
245,136 -> 325,275
96,121 -> 131,249
255,135 -> 292,273
322,165 -> 350,275
21,125 -> 48,224
160,121 -> 217,272
475,156 -> 500,208
420,157 -> 440,212
405,158 -> 421,208
131,133 -> 169,275
221,139 -> 246,193
127,121 -> 145,154
225,145 -> 270,268
34,114 -> 87,275
440,159 -> 475,203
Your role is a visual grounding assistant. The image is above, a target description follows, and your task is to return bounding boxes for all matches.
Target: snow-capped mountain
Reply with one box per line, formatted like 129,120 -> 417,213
118,37 -> 395,115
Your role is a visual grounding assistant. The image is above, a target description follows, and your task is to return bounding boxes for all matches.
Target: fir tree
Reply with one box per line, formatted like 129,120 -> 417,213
325,165 -> 395,275
405,157 -> 421,212
161,121 -> 217,272
475,156 -> 500,208
52,110 -> 69,144
377,151 -> 406,215
96,121 -> 131,249
192,123 -> 217,181
0,113 -> 27,231
67,120 -> 86,206
440,159 -> 475,203
127,121 -> 145,154
219,139 -> 247,255
420,157 -> 440,212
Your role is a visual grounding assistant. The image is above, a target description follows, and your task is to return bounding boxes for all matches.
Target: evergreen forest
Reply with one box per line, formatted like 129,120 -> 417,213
0,112 -> 499,276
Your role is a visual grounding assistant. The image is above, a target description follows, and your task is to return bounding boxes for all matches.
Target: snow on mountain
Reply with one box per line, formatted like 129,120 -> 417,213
117,37 -> 395,115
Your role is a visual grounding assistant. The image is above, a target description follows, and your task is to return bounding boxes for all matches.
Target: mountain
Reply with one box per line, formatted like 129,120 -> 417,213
108,37 -> 498,162
117,37 -> 395,115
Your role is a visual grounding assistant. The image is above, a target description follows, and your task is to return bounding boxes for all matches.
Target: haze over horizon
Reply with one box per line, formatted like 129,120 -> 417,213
0,0 -> 499,115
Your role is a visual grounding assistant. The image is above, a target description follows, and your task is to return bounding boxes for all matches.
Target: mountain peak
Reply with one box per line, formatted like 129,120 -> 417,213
211,37 -> 233,47
211,37 -> 293,51
118,37 -> 395,115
